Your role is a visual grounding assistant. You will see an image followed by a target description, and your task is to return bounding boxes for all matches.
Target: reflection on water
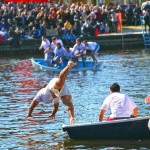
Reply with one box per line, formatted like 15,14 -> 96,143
63,139 -> 150,149
0,49 -> 150,149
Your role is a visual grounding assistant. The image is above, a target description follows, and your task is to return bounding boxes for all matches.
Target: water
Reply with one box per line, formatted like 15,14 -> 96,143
0,49 -> 150,149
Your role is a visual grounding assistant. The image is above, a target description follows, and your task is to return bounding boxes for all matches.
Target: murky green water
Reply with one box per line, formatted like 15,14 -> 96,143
0,49 -> 150,149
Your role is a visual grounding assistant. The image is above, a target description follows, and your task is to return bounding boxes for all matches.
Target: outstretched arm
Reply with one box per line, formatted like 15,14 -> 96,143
26,100 -> 39,118
99,109 -> 106,122
44,45 -> 50,53
48,102 -> 59,119
132,107 -> 138,118
39,44 -> 43,50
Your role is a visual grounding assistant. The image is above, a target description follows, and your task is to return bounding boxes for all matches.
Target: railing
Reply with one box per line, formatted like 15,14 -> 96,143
140,15 -> 150,48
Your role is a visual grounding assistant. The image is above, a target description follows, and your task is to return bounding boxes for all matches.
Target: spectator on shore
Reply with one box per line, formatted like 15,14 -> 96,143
143,10 -> 150,33
110,9 -> 117,33
104,23 -> 110,33
99,22 -> 105,34
64,20 -> 72,30
12,28 -> 21,47
8,27 -> 14,40
0,28 -> 8,39
46,25 -> 57,37
29,26 -> 39,39
0,1 -> 136,42
81,18 -> 91,36
133,4 -> 142,26
47,14 -> 56,29
5,18 -> 14,31
125,4 -> 133,26
20,28 -> 28,40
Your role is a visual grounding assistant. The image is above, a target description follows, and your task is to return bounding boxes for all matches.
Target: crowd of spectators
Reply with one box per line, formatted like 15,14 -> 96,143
0,1 -> 143,44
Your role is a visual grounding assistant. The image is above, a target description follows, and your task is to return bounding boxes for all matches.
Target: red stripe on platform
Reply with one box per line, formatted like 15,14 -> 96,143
4,0 -> 48,2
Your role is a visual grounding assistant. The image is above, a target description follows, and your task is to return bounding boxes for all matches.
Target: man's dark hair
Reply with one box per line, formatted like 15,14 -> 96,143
42,35 -> 46,38
52,37 -> 57,41
110,83 -> 120,92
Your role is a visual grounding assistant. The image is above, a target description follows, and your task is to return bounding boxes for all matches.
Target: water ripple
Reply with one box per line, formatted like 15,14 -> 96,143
0,50 -> 150,149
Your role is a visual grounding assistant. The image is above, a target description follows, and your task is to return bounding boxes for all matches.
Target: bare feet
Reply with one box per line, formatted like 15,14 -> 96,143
67,61 -> 76,68
70,118 -> 75,125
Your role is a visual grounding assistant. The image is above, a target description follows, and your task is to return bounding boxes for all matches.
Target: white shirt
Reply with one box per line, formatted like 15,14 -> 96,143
56,39 -> 63,46
41,39 -> 50,50
47,78 -> 70,97
54,47 -> 66,57
50,42 -> 56,52
100,92 -> 137,118
51,39 -> 64,52
85,42 -> 99,51
64,49 -> 73,59
33,87 -> 53,103
33,86 -> 59,104
72,43 -> 86,55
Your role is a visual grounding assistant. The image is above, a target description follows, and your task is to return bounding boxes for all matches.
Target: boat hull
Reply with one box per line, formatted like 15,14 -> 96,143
62,116 -> 150,139
31,58 -> 101,72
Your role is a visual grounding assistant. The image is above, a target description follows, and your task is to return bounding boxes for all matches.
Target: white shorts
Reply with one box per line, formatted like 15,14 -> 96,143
94,44 -> 100,54
48,78 -> 71,98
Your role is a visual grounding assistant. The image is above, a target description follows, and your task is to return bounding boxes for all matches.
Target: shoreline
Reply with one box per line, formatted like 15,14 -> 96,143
0,26 -> 144,56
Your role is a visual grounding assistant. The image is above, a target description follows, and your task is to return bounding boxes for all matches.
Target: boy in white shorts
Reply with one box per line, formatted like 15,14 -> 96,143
26,61 -> 76,124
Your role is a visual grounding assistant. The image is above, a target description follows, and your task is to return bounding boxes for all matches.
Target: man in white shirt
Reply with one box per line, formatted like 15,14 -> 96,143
53,43 -> 66,67
64,46 -> 73,60
83,40 -> 100,64
72,38 -> 86,67
26,61 -> 76,124
51,37 -> 64,50
39,35 -> 52,66
99,83 -> 138,122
